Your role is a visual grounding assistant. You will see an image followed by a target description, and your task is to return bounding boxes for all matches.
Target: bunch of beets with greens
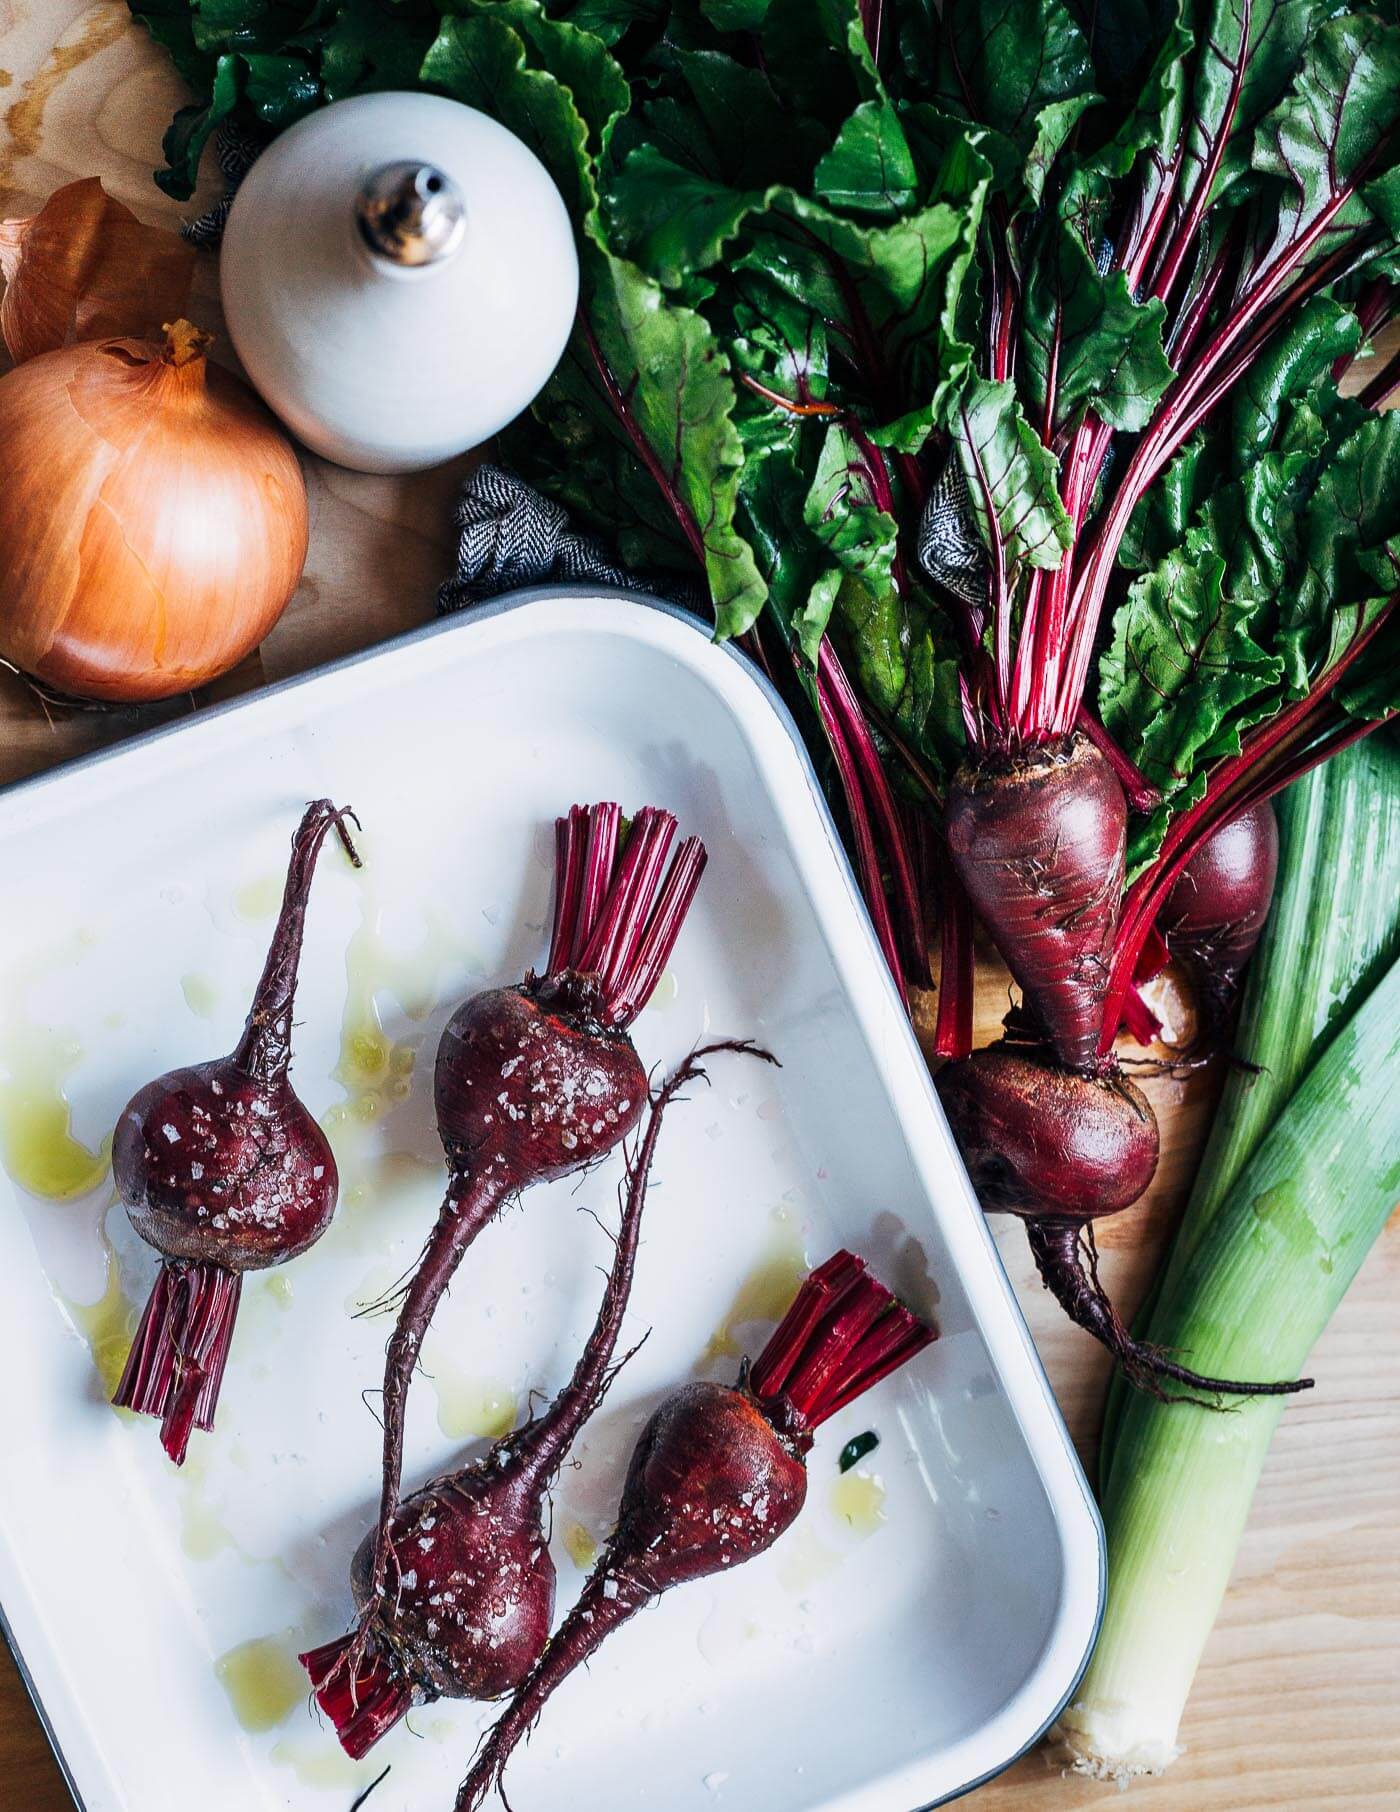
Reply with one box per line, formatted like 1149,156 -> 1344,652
132,0 -> 1400,1394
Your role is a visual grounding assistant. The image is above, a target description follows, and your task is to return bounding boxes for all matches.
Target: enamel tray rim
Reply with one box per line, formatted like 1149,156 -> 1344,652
0,586 -> 1105,1812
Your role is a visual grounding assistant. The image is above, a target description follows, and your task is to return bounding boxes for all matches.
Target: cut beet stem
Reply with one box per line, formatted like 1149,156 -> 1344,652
113,1260 -> 243,1464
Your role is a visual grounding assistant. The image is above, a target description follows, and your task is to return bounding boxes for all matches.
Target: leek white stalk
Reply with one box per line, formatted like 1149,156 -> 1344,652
1098,741 -> 1400,1465
1057,948 -> 1400,1778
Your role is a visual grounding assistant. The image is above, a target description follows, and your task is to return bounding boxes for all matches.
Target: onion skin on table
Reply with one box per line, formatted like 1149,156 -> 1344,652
0,321 -> 307,702
0,177 -> 195,364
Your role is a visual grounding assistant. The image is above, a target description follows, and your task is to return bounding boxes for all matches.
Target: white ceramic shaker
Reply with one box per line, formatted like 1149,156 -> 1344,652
219,91 -> 579,473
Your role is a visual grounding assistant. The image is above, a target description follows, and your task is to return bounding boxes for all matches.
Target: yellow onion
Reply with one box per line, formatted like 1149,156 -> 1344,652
0,319 -> 308,702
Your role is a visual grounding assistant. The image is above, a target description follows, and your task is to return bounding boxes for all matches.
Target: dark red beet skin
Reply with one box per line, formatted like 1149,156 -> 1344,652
1158,799 -> 1279,1027
301,1040 -> 772,1759
945,734 -> 1126,1075
112,800 -> 359,1464
937,1040 -> 1310,1401
434,977 -> 646,1184
114,1067 -> 337,1271
356,804 -> 708,1651
935,1042 -> 1159,1222
455,1252 -> 934,1812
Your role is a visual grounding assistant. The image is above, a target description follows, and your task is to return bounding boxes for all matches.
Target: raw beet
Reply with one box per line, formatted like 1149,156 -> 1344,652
358,803 -> 707,1644
944,734 -> 1126,1075
112,799 -> 359,1463
937,1042 -> 1159,1221
299,1039 -> 771,1757
937,1040 -> 1310,1401
1158,799 -> 1279,1027
455,1250 -> 934,1811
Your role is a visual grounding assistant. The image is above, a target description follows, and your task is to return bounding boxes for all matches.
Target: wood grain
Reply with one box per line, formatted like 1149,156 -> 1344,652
1,9 -> 1397,1811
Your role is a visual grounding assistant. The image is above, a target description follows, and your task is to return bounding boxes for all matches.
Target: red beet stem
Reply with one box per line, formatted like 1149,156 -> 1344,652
1119,983 -> 1162,1047
545,803 -> 707,1028
545,806 -> 592,976
233,799 -> 361,1083
112,1260 -> 243,1464
1073,706 -> 1161,814
749,1249 -> 935,1429
933,859 -> 975,1060
607,838 -> 707,1028
820,642 -> 931,989
299,1637 -> 413,1760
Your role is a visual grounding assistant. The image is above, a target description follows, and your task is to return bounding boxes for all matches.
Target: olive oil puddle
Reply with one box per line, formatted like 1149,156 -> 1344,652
0,1023 -> 110,1201
215,1632 -> 305,1732
703,1203 -> 808,1362
830,1469 -> 888,1536
320,863 -> 480,1251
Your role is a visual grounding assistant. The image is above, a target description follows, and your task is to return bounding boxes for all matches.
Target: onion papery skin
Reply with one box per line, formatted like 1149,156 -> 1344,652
0,332 -> 308,701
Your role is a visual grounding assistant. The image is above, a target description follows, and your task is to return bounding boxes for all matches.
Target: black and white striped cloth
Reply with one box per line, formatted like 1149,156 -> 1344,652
182,120 -> 264,248
916,457 -> 990,607
437,464 -> 703,615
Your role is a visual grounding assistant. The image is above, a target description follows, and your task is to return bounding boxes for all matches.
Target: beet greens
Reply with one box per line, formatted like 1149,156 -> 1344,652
132,2 -> 1400,1391
113,799 -> 360,1463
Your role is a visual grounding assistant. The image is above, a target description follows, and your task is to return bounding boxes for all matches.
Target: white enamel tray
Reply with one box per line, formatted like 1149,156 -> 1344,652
0,592 -> 1102,1812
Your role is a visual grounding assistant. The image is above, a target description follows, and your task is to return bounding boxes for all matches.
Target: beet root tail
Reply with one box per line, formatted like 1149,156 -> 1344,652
361,1169 -> 512,1630
1025,1218 -> 1313,1402
300,1635 -> 414,1759
233,799 -> 361,1084
454,1571 -> 647,1812
945,734 -> 1126,1074
113,1259 -> 242,1464
508,1037 -> 778,1491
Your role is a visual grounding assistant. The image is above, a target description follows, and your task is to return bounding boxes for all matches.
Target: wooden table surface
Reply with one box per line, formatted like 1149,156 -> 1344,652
1,8 -> 1397,1810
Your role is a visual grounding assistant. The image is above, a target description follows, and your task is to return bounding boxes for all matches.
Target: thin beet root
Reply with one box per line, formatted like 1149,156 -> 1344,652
1025,1219 -> 1313,1403
937,1041 -> 1310,1400
1158,800 -> 1279,1031
112,799 -> 359,1463
944,734 -> 1126,1075
454,1251 -> 935,1812
357,804 -> 708,1650
300,1039 -> 774,1757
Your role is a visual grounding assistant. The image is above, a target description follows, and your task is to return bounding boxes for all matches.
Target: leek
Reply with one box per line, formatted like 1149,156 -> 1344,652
1100,740 -> 1400,1469
1159,738 -> 1400,1285
1057,949 -> 1400,1778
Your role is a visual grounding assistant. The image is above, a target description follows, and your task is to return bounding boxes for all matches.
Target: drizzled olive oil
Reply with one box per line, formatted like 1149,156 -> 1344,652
0,1026 -> 108,1200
